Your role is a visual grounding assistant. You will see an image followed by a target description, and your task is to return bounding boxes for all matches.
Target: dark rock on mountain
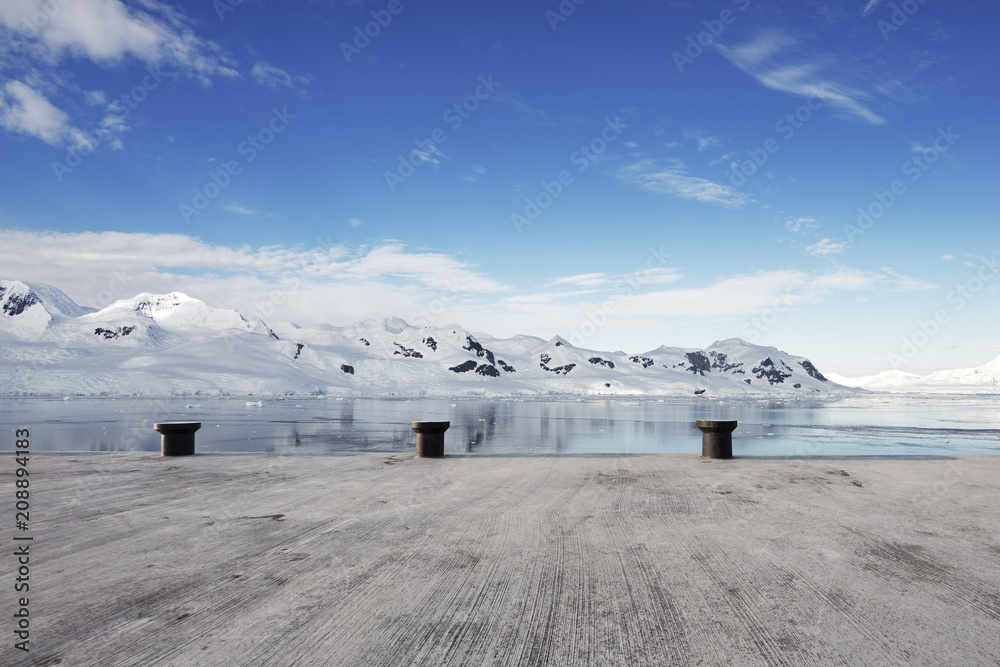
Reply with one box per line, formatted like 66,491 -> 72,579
423,337 -> 438,352
393,343 -> 423,358
449,360 -> 478,373
463,335 -> 495,364
709,351 -> 744,374
497,359 -> 516,373
475,364 -> 500,377
340,364 -> 354,375
685,351 -> 711,376
589,357 -> 615,369
1,287 -> 36,316
799,360 -> 827,382
294,343 -> 305,359
539,352 -> 575,375
95,326 -> 136,339
630,355 -> 654,368
752,357 -> 791,384
359,338 -> 370,346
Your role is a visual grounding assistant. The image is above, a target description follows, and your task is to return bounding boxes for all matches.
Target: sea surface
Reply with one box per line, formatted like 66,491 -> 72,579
3,394 -> 1000,456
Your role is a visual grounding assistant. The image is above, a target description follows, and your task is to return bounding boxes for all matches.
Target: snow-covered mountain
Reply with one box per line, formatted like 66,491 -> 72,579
0,279 -> 855,397
0,279 -> 94,338
828,355 -> 1000,394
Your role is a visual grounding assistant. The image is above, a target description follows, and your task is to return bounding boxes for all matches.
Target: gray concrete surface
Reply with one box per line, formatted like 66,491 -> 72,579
5,453 -> 1000,666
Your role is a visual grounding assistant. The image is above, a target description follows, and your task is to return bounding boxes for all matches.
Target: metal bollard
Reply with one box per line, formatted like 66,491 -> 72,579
154,422 -> 202,456
696,420 -> 738,459
411,421 -> 450,458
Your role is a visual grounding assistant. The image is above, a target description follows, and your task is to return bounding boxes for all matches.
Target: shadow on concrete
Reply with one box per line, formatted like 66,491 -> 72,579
443,452 -> 644,459
734,455 -> 959,461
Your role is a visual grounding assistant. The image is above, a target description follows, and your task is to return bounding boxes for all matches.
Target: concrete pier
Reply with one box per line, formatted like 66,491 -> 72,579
411,420 -> 449,458
697,419 -> 738,459
153,421 -> 201,456
6,453 -> 999,666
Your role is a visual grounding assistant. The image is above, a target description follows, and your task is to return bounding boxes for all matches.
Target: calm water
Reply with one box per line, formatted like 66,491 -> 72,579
3,394 -> 999,456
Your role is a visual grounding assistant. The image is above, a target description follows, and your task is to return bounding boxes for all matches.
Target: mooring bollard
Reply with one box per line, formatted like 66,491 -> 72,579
153,422 -> 202,456
411,421 -> 450,458
696,420 -> 738,459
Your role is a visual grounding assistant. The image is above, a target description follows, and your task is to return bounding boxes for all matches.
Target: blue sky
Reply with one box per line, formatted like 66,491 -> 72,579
1,0 -> 997,375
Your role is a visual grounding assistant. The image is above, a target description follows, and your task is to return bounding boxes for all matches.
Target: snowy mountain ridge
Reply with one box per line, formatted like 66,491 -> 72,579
828,355 -> 1000,394
0,279 -> 856,397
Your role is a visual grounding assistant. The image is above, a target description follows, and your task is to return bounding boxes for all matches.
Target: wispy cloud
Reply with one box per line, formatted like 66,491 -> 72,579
714,31 -> 886,125
550,273 -> 609,287
0,0 -> 239,149
786,217 -> 819,232
682,128 -> 722,152
619,158 -> 752,208
0,0 -> 238,81
414,143 -> 445,167
806,238 -> 845,256
0,229 -> 509,326
224,202 -> 279,218
251,62 -> 309,96
0,228 -> 938,348
617,266 -> 933,318
862,0 -> 884,17
550,266 -> 682,290
617,266 -> 682,286
492,94 -> 555,126
0,80 -> 78,147
462,163 -> 488,182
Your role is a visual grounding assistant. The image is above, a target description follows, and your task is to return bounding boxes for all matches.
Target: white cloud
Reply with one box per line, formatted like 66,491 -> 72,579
0,228 -> 509,326
250,62 -> 308,95
942,254 -> 954,261
786,217 -> 819,232
0,228 -> 938,348
617,267 -> 933,319
550,273 -> 608,287
463,164 -> 487,182
223,202 -> 279,218
862,0 -> 883,17
0,0 -> 238,79
618,270 -> 811,318
0,80 -> 72,145
710,151 -> 738,166
619,158 -> 751,208
806,238 -> 845,256
0,0 -> 239,149
876,267 -> 936,292
492,95 -> 555,126
714,31 -> 885,125
617,266 -> 682,287
682,127 -> 722,152
410,143 -> 445,167
348,217 -> 364,228
84,89 -> 106,106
